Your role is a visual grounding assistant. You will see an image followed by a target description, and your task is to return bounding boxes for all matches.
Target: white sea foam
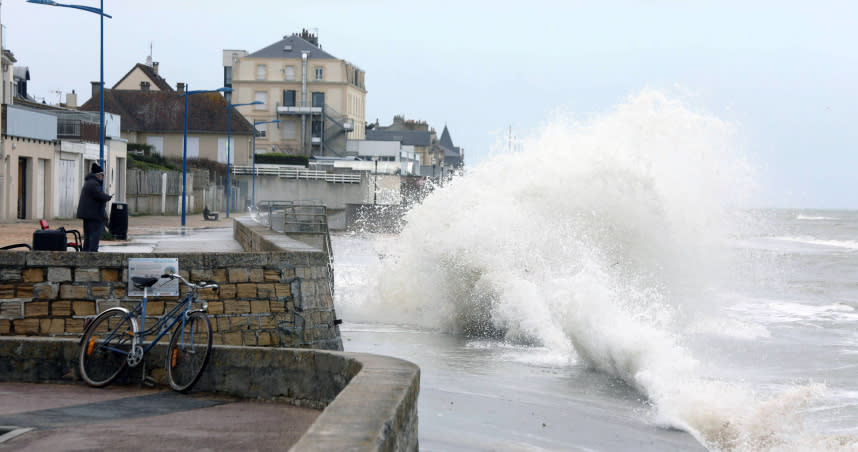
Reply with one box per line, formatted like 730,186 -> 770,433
797,214 -> 837,221
342,90 -> 858,451
771,236 -> 858,251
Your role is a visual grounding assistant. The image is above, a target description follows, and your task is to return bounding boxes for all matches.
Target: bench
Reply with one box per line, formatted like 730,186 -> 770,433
203,207 -> 219,221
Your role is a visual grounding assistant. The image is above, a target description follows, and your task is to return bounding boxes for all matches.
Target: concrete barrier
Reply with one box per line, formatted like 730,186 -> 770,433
0,336 -> 419,451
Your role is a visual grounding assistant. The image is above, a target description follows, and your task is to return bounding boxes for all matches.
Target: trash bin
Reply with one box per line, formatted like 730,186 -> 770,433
109,202 -> 129,240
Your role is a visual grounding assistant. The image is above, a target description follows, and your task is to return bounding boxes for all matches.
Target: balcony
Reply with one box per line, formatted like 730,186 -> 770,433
277,105 -> 322,115
57,118 -> 99,142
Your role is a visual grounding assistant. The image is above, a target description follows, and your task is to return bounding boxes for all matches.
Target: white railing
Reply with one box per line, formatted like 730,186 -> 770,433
231,165 -> 361,184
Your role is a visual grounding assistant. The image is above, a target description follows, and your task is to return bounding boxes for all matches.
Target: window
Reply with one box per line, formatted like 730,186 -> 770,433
223,66 -> 233,86
312,92 -> 325,108
254,91 -> 266,108
280,120 -> 297,139
284,66 -> 295,81
186,137 -> 200,160
146,136 -> 164,155
256,64 -> 267,80
283,90 -> 296,107
311,119 -> 322,138
217,137 -> 235,164
314,66 -> 323,80
255,123 -> 267,138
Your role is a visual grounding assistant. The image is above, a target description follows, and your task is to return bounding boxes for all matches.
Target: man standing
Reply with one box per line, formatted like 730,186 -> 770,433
76,162 -> 112,252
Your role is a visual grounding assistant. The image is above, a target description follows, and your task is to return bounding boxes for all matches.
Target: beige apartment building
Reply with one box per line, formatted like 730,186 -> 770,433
224,29 -> 366,157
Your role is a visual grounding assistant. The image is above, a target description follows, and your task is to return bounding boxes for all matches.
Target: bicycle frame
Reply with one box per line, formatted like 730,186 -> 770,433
96,289 -> 202,359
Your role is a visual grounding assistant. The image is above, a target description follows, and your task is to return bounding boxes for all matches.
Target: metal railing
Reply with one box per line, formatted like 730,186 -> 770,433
232,165 -> 361,184
255,201 -> 335,298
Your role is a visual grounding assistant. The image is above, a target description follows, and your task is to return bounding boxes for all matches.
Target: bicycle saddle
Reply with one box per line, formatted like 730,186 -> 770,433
132,276 -> 159,289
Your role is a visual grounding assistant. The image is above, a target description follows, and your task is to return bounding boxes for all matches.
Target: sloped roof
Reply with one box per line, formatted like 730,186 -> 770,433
366,129 -> 431,147
439,125 -> 454,149
80,89 -> 254,134
113,63 -> 173,91
247,34 -> 337,60
439,125 -> 461,157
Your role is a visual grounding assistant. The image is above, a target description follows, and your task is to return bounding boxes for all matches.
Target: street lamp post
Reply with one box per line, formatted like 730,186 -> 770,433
181,86 -> 232,226
251,119 -> 280,207
226,101 -> 262,218
28,0 -> 111,171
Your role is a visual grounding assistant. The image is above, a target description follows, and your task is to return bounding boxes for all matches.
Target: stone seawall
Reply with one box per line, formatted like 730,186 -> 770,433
0,217 -> 342,350
0,337 -> 420,451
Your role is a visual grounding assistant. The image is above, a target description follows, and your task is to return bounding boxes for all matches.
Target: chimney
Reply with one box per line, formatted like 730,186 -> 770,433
153,61 -> 159,74
140,81 -> 150,92
65,90 -> 77,108
177,82 -> 185,94
90,81 -> 101,98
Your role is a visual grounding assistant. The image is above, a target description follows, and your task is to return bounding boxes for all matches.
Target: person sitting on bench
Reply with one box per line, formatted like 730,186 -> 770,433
203,206 -> 219,221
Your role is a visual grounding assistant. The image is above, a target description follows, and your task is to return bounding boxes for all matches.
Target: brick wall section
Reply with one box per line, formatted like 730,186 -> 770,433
0,218 -> 342,351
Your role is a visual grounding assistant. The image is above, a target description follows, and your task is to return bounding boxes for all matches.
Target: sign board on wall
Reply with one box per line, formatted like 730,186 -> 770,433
127,258 -> 179,297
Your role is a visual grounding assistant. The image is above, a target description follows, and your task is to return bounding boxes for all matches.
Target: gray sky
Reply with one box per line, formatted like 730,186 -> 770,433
3,1 -> 856,208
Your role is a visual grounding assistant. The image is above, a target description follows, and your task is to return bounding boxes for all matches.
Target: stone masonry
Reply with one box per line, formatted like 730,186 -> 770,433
0,218 -> 342,351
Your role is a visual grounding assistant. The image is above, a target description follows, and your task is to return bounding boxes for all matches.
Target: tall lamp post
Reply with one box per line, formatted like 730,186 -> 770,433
251,119 -> 280,207
181,86 -> 232,226
28,0 -> 111,171
226,101 -> 262,218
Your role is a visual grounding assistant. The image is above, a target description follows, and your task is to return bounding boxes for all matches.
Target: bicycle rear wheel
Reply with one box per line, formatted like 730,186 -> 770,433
166,311 -> 213,393
79,308 -> 137,387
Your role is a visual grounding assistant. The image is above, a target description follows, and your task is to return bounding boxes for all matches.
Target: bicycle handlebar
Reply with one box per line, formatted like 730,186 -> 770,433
161,272 -> 219,291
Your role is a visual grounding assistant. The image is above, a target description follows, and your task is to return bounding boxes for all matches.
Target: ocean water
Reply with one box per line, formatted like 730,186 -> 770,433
333,91 -> 858,451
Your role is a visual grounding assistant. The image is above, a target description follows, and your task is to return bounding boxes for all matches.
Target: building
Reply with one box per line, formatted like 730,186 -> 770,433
1,97 -> 126,221
439,125 -> 464,169
112,59 -> 172,92
0,31 -> 125,221
224,29 -> 367,157
80,67 -> 255,167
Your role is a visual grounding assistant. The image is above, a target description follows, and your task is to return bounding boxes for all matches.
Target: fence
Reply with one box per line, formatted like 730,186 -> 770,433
126,168 -> 225,215
232,165 -> 361,184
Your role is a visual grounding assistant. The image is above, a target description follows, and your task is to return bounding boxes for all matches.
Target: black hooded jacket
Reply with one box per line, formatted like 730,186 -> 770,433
76,173 -> 112,220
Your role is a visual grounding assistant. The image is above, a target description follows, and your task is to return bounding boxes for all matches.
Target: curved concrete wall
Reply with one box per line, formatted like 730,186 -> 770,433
0,337 -> 419,451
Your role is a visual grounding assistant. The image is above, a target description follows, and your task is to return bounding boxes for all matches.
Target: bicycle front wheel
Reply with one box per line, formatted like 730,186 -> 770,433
79,308 -> 137,387
166,311 -> 213,393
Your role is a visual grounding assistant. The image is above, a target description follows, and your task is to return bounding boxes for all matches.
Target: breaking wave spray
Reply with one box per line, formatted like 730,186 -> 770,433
342,90 -> 853,451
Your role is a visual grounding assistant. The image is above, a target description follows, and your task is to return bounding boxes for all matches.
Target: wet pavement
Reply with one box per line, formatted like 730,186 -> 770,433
0,382 -> 319,451
100,227 -> 243,253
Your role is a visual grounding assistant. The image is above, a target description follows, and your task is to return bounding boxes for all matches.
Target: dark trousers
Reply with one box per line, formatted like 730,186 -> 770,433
82,219 -> 104,252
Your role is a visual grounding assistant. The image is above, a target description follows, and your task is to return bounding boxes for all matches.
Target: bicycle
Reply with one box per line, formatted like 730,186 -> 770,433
78,272 -> 217,392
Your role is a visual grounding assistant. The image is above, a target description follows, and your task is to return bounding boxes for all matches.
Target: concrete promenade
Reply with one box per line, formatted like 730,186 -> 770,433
0,382 -> 319,451
0,214 -> 242,253
0,215 -> 317,450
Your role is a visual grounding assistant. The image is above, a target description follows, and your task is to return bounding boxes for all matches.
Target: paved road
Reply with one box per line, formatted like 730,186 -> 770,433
0,382 -> 319,451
